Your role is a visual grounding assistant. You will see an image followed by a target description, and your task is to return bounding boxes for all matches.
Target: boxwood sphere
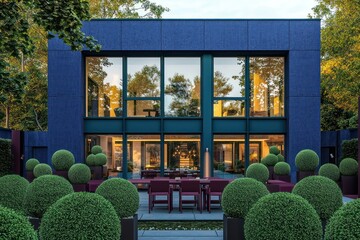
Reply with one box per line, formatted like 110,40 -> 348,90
68,163 -> 91,184
245,163 -> 269,183
33,163 -> 53,177
245,192 -> 322,240
51,149 -> 75,171
295,149 -> 319,171
277,153 -> 285,162
0,206 -> 37,239
96,178 -> 139,219
0,174 -> 29,213
39,192 -> 120,240
274,162 -> 291,175
25,158 -> 40,171
269,146 -> 280,155
325,198 -> 360,239
339,158 -> 358,176
222,178 -> 269,218
319,163 -> 340,182
95,153 -> 107,166
24,175 -> 74,218
86,154 -> 96,166
261,154 -> 278,167
91,145 -> 103,154
292,176 -> 343,220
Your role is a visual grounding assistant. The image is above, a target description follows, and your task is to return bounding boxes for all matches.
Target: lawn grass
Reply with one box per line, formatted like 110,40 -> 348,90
138,221 -> 223,230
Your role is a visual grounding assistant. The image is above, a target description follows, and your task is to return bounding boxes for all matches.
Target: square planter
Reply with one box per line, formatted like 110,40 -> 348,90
26,171 -> 35,182
90,166 -> 103,180
72,183 -> 88,192
54,170 -> 69,180
341,175 -> 358,195
121,214 -> 138,240
274,174 -> 291,182
223,214 -> 244,240
28,216 -> 41,230
297,171 -> 315,182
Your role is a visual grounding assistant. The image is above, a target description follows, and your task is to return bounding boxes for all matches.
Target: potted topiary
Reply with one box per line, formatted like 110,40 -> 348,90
269,146 -> 280,155
245,192 -> 322,240
222,178 -> 269,240
68,163 -> 91,192
339,157 -> 358,195
245,163 -> 269,184
277,153 -> 285,162
0,175 -> 29,214
51,149 -> 75,179
33,163 -> 53,178
260,154 -> 278,179
274,162 -> 291,182
39,192 -> 120,240
96,178 -> 140,240
318,163 -> 340,183
86,145 -> 106,180
295,149 -> 319,181
25,158 -> 39,182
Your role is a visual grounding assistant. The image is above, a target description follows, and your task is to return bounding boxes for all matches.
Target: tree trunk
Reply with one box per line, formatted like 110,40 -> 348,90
5,105 -> 10,129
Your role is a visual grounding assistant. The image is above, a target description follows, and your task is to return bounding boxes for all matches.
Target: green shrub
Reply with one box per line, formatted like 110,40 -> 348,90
292,176 -> 343,220
25,158 -> 40,171
95,153 -> 107,166
33,163 -> 53,177
86,154 -> 96,166
24,175 -> 74,218
269,146 -> 280,155
295,149 -> 319,171
325,198 -> 360,239
274,162 -> 291,175
68,163 -> 91,184
0,174 -> 29,213
341,138 -> 358,160
261,154 -> 278,167
245,163 -> 269,183
0,138 -> 12,177
39,192 -> 120,240
96,178 -> 139,219
222,178 -> 269,218
0,205 -> 37,239
245,192 -> 322,240
318,163 -> 340,182
91,145 -> 103,154
277,154 -> 285,162
51,149 -> 75,171
339,157 -> 358,176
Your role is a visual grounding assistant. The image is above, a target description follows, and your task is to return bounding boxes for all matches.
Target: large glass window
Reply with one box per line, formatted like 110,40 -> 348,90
249,135 -> 285,162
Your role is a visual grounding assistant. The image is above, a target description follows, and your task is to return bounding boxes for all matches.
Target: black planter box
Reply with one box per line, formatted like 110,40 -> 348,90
121,214 -> 138,240
72,183 -> 88,192
341,175 -> 358,195
274,174 -> 291,182
268,166 -> 274,180
54,170 -> 69,180
26,171 -> 35,182
28,216 -> 41,230
223,214 -> 244,240
297,171 -> 315,182
90,166 -> 103,180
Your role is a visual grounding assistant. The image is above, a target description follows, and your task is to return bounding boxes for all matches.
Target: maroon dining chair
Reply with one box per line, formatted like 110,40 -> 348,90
178,179 -> 202,213
148,179 -> 173,213
205,179 -> 230,213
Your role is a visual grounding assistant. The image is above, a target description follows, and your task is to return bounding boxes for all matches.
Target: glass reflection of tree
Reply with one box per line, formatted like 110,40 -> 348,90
214,71 -> 233,97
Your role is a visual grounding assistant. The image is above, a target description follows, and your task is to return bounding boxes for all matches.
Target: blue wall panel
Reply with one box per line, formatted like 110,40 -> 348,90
290,21 -> 321,51
122,21 -> 161,50
84,119 -> 123,133
83,21 -> 122,50
163,119 -> 202,133
126,119 -> 161,133
0,128 -> 11,139
249,119 -> 286,133
213,120 -> 246,133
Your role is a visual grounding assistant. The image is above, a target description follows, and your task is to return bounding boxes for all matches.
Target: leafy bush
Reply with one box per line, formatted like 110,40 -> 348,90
86,153 -> 96,166
33,163 -> 53,177
245,192 -> 322,240
0,174 -> 29,213
0,205 -> 37,239
339,157 -> 358,176
325,198 -> 360,239
68,163 -> 91,184
25,158 -> 40,171
277,154 -> 285,162
341,138 -> 358,160
318,163 -> 340,182
51,149 -> 75,171
0,138 -> 12,177
39,192 -> 120,240
91,145 -> 103,154
245,163 -> 269,183
222,178 -> 269,218
292,176 -> 343,220
24,175 -> 74,218
95,153 -> 107,166
261,154 -> 278,167
269,146 -> 280,155
274,162 -> 291,175
295,149 -> 319,171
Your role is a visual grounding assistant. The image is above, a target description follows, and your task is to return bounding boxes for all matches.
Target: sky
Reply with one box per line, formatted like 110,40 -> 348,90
151,0 -> 317,19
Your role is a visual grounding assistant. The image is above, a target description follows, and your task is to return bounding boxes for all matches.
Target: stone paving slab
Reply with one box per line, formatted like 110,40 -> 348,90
138,230 -> 222,240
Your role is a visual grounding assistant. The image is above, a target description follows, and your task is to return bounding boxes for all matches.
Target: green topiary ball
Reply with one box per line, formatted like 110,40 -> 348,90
245,192 -> 322,240
25,158 -> 40,171
319,163 -> 340,182
339,158 -> 358,176
96,178 -> 139,219
51,149 -> 75,171
274,162 -> 291,175
0,174 -> 29,213
277,153 -> 285,162
95,153 -> 107,166
292,176 -> 343,220
86,154 -> 96,166
261,154 -> 278,167
269,146 -> 280,155
295,149 -> 319,171
24,175 -> 74,218
39,192 -> 120,240
91,145 -> 103,154
33,163 -> 53,177
0,205 -> 37,239
222,178 -> 269,218
68,163 -> 91,184
325,198 -> 360,239
246,163 -> 269,183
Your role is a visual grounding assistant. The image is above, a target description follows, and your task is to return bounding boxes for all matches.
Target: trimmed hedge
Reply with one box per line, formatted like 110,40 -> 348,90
25,158 -> 40,171
0,138 -> 12,177
96,178 -> 139,219
339,157 -> 358,176
325,198 -> 360,239
261,154 -> 278,167
245,163 -> 269,183
245,192 -> 322,240
86,154 -> 96,166
274,162 -> 291,175
292,176 -> 343,220
0,205 -> 37,239
269,146 -> 280,155
295,149 -> 319,171
68,163 -> 91,184
24,175 -> 74,218
222,178 -> 269,218
33,163 -> 53,177
341,138 -> 358,160
91,145 -> 103,154
277,153 -> 285,162
95,153 -> 107,166
0,174 -> 29,213
51,149 -> 75,171
39,192 -> 120,240
318,163 -> 340,182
